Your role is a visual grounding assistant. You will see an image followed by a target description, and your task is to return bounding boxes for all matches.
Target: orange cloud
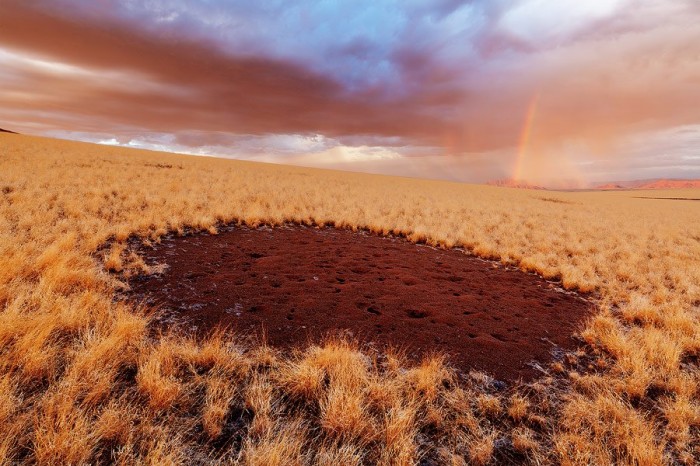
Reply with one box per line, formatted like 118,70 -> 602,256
0,0 -> 699,183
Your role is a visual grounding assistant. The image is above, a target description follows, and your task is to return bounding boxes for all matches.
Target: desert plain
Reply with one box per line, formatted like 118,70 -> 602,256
1,133 -> 699,465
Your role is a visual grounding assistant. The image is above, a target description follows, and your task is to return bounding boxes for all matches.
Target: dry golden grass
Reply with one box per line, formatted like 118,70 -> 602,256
1,133 -> 699,464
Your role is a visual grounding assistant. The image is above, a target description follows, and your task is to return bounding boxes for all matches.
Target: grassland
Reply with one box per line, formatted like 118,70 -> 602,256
1,133 -> 699,464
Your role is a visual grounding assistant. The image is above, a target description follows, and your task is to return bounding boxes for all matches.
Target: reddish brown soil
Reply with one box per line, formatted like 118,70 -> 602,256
127,225 -> 592,382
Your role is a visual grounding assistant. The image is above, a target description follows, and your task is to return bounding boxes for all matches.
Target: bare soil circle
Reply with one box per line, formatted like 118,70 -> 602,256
126,224 -> 592,382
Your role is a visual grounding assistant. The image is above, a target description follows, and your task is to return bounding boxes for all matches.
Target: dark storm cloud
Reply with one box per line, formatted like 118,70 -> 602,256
0,1 -> 461,145
0,0 -> 699,183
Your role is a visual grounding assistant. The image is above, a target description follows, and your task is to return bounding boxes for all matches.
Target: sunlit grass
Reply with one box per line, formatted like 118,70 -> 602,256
0,134 -> 699,464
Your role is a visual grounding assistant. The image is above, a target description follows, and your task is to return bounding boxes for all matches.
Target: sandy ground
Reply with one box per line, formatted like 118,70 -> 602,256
126,224 -> 592,382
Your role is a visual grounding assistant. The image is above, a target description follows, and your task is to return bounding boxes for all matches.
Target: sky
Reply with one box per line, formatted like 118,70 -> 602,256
0,0 -> 699,186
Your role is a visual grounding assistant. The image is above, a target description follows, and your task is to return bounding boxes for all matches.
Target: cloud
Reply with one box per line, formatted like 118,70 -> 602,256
0,2 -> 454,142
498,0 -> 625,45
0,0 -> 699,183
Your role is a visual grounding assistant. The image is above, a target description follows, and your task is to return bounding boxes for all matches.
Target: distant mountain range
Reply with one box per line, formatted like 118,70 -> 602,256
0,128 -> 18,134
593,179 -> 700,190
487,177 -> 700,190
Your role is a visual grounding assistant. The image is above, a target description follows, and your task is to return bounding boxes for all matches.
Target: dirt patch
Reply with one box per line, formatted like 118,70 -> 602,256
126,225 -> 592,382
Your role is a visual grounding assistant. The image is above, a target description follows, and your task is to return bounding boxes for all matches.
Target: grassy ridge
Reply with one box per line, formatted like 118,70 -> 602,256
1,134 -> 698,464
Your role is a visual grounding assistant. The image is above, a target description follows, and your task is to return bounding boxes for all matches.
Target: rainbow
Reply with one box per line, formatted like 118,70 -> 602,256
513,93 -> 539,181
